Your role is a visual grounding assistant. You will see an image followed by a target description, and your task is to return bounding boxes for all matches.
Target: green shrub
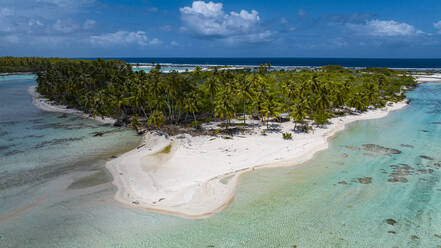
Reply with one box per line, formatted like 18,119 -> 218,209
282,132 -> 292,140
192,120 -> 201,129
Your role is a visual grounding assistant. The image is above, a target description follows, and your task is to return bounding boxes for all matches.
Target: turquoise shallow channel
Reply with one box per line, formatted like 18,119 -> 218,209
1,76 -> 441,248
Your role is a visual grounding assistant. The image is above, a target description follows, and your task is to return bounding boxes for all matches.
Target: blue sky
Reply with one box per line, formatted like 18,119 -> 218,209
1,0 -> 441,58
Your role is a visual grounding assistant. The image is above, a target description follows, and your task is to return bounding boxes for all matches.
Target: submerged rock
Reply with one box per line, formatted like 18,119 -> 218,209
388,164 -> 414,183
420,155 -> 434,160
338,181 -> 348,185
362,144 -> 401,154
388,177 -> 408,183
94,131 -> 104,137
3,150 -> 24,157
358,177 -> 372,184
411,235 -> 419,241
432,122 -> 441,125
386,219 -> 397,225
400,144 -> 414,148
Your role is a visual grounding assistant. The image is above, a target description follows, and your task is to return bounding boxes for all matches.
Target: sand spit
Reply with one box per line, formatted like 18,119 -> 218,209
28,86 -> 115,125
106,101 -> 408,218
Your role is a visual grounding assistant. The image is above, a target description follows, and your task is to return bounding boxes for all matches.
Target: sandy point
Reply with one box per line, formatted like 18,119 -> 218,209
106,101 -> 408,218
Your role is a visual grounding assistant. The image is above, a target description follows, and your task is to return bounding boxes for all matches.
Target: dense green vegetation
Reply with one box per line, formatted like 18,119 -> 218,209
0,56 -> 71,73
34,58 -> 417,133
0,56 -> 121,73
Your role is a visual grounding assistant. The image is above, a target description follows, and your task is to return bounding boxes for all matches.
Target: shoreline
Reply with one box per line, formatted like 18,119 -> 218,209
28,85 -> 116,125
413,73 -> 441,83
28,76 -> 438,219
106,101 -> 408,218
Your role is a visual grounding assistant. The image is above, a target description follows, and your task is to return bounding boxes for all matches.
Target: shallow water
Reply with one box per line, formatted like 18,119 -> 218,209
1,79 -> 441,248
0,76 -> 141,231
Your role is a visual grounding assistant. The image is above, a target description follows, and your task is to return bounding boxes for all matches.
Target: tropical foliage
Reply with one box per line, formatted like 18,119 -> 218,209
31,58 -> 417,132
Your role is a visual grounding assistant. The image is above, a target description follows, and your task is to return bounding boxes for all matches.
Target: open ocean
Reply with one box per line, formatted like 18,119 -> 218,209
88,58 -> 441,69
1,75 -> 440,247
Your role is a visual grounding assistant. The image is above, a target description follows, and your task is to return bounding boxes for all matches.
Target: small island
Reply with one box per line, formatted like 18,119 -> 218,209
4,57 -> 421,217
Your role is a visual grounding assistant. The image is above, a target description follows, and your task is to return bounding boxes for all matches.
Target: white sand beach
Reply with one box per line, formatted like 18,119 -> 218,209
106,101 -> 408,218
28,86 -> 115,125
30,75 -> 440,218
414,73 -> 441,83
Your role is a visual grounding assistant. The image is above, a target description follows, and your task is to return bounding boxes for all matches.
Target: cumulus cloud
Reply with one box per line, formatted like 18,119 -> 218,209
89,31 -> 160,46
434,20 -> 441,33
347,19 -> 422,37
83,19 -> 96,30
179,1 -> 272,43
53,19 -> 77,33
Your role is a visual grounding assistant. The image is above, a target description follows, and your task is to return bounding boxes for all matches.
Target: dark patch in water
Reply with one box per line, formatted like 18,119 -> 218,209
0,145 -> 11,151
362,144 -> 401,154
338,181 -> 348,185
32,122 -> 100,130
0,120 -> 20,126
0,157 -> 104,190
388,164 -> 414,183
90,129 -> 121,137
410,235 -> 419,241
57,113 -> 69,119
67,169 -> 111,190
33,137 -> 84,149
358,177 -> 372,184
386,219 -> 397,225
362,152 -> 377,157
417,169 -> 434,175
432,122 -> 441,125
420,130 -> 430,133
388,230 -> 396,234
400,144 -> 414,148
3,150 -> 25,157
343,145 -> 360,151
0,131 -> 8,137
7,134 -> 45,141
420,155 -> 434,160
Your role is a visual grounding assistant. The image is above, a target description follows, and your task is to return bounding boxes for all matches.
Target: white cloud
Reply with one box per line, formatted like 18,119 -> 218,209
89,31 -> 159,46
434,20 -> 441,33
0,7 -> 14,17
36,0 -> 95,9
53,19 -> 77,33
280,17 -> 288,24
179,1 -> 272,43
149,38 -> 161,45
83,19 -> 96,29
347,19 -> 422,37
170,41 -> 179,46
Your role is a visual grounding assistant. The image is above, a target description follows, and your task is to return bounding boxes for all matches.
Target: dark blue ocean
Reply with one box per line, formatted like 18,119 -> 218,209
87,58 -> 441,69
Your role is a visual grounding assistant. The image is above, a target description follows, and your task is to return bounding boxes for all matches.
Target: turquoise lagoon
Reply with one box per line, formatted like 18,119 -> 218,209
1,76 -> 440,248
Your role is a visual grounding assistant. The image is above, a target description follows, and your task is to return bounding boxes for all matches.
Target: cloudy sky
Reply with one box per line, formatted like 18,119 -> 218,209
1,0 -> 441,58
